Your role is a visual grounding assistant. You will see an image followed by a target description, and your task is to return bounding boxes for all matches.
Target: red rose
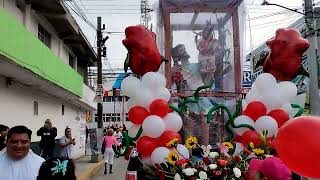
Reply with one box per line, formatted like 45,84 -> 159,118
122,25 -> 162,76
217,159 -> 228,167
203,157 -> 210,165
235,156 -> 241,162
244,148 -> 251,155
176,159 -> 190,166
215,170 -> 222,176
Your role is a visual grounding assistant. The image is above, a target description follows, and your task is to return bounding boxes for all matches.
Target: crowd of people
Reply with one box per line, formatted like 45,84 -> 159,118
0,119 -> 79,179
0,119 -> 129,179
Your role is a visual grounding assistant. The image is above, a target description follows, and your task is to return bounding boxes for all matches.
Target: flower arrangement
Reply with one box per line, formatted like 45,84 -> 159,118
143,136 -> 250,180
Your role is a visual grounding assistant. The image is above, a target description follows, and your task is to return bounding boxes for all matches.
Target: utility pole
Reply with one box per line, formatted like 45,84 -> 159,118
304,0 -> 320,115
97,17 -> 109,128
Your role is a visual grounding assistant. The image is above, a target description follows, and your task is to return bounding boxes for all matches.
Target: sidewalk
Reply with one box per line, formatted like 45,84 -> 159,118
75,155 -> 104,180
92,157 -> 129,180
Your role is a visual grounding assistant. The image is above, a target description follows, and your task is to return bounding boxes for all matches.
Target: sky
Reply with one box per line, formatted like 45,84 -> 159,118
65,0 -> 312,70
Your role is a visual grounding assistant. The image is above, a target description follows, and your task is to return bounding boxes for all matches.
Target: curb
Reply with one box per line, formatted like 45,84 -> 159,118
77,160 -> 105,180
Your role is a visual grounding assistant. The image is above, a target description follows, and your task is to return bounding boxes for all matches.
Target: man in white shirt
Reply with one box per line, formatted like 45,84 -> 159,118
0,125 -> 45,180
59,127 -> 76,158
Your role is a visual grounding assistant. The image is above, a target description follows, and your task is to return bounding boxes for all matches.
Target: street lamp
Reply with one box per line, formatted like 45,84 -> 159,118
261,0 -> 305,15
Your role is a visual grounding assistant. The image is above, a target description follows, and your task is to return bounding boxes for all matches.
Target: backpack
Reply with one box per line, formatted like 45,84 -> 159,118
101,137 -> 106,154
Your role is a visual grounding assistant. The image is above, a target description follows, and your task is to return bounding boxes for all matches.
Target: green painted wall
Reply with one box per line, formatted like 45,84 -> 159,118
0,8 -> 83,97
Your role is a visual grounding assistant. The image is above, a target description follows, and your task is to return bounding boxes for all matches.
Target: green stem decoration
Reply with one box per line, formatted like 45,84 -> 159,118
291,103 -> 304,117
113,131 -> 131,156
169,81 -> 215,114
113,127 -> 143,156
207,104 -> 255,141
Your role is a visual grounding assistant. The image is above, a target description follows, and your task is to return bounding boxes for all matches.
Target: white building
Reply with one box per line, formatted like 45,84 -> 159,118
0,0 -> 96,158
89,72 -> 132,129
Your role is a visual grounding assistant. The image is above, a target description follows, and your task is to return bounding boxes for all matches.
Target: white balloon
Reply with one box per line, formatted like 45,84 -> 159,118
132,88 -> 154,108
233,143 -> 244,157
176,144 -> 190,159
278,81 -> 298,102
126,98 -> 134,111
242,99 -> 248,110
141,156 -> 153,165
255,116 -> 278,137
254,73 -> 278,93
142,115 -> 165,138
128,124 -> 141,138
261,93 -> 283,111
164,113 -> 183,132
151,147 -> 170,164
281,103 -> 294,118
121,76 -> 141,97
233,115 -> 255,135
154,87 -> 171,102
142,72 -> 167,89
245,85 -> 263,103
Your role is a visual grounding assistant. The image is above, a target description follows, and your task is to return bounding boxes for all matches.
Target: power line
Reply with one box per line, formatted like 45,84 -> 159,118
77,0 -> 96,26
250,14 -> 301,27
64,1 -> 97,29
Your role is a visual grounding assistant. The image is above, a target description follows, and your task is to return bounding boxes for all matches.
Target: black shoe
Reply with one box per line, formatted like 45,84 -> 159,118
104,163 -> 108,175
109,164 -> 114,174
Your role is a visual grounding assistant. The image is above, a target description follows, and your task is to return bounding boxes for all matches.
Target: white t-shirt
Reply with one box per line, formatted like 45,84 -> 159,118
113,132 -> 123,142
59,136 -> 73,158
0,149 -> 45,180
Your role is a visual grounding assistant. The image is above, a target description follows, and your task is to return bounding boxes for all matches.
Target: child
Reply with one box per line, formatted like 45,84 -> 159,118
196,22 -> 219,75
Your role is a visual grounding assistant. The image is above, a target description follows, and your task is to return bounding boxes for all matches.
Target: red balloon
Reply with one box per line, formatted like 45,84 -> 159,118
232,134 -> 242,143
267,109 -> 289,127
243,101 -> 267,121
136,136 -> 159,156
149,99 -> 170,118
241,130 -> 262,146
273,116 -> 320,178
158,130 -> 181,147
128,106 -> 150,125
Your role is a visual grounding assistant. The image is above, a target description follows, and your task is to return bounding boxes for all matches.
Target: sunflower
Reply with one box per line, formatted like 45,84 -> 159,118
222,142 -> 234,150
166,138 -> 179,147
249,142 -> 255,149
167,151 -> 179,165
253,148 -> 265,155
185,136 -> 198,149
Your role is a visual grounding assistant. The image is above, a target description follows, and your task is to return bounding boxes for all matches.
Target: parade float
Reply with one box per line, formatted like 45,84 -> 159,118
110,0 -> 320,179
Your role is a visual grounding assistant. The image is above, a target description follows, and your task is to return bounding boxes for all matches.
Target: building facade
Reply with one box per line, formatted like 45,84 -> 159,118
0,0 -> 96,158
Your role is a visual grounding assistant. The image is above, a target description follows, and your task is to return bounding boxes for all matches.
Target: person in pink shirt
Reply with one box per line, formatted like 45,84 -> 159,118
102,129 -> 121,174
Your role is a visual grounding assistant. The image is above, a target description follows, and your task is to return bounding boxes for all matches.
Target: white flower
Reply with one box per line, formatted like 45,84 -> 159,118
174,173 -> 182,180
209,152 -> 219,158
209,164 -> 217,170
201,145 -> 212,157
233,167 -> 241,178
199,171 -> 208,179
203,166 -> 208,171
192,168 -> 198,172
183,168 -> 195,176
